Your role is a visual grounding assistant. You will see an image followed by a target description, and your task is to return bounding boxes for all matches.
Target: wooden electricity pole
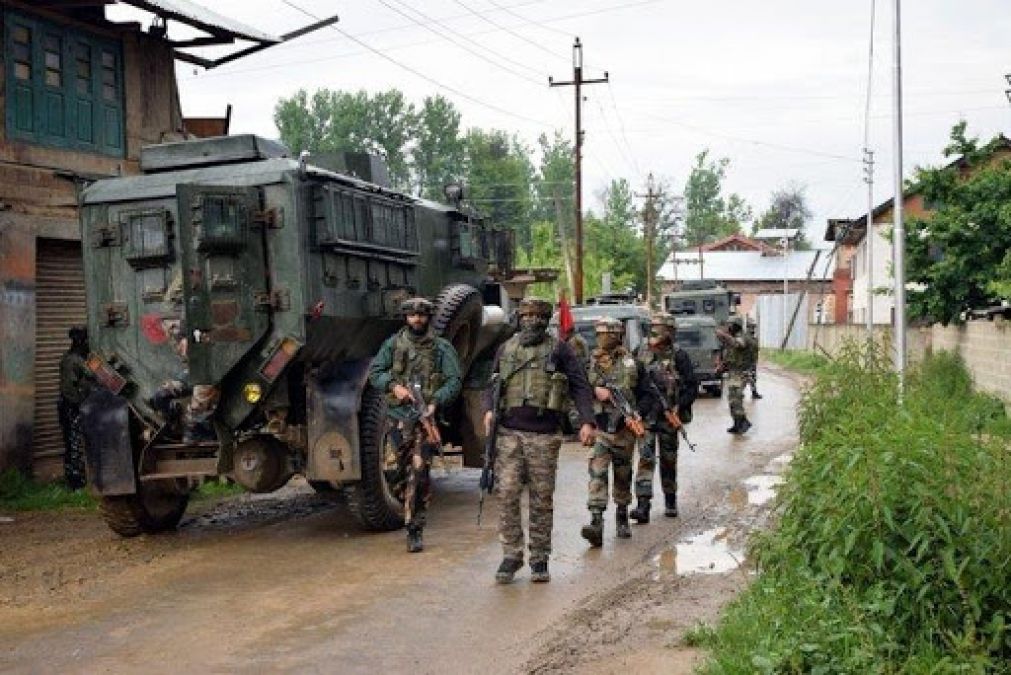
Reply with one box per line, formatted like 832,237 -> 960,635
637,173 -> 661,308
549,37 -> 608,304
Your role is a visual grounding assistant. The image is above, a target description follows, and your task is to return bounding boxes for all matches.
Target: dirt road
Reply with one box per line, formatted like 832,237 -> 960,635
0,365 -> 799,674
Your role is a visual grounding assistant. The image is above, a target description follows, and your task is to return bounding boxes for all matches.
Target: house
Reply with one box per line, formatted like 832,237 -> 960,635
827,135 -> 1011,325
0,0 -> 334,478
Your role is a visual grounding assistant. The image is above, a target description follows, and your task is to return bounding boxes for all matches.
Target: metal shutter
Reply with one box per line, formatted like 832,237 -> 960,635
32,239 -> 87,466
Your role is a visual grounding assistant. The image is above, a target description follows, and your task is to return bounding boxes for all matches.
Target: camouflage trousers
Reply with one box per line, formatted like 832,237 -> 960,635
392,419 -> 432,528
743,367 -> 759,394
635,426 -> 678,499
587,428 -> 636,511
726,372 -> 745,420
495,427 -> 562,565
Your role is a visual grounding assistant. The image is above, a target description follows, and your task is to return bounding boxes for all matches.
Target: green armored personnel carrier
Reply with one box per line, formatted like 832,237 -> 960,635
78,135 -> 512,536
663,280 -> 740,396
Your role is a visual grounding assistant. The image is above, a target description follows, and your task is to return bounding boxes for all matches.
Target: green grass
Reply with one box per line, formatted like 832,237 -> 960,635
763,348 -> 830,375
0,469 -> 96,511
192,478 -> 245,500
695,344 -> 1011,673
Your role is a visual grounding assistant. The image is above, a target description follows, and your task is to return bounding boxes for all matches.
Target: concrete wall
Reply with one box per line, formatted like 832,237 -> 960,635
804,320 -> 1011,403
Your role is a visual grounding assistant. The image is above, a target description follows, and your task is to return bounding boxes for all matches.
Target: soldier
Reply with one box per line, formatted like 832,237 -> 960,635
631,313 -> 696,521
581,317 -> 656,547
57,326 -> 93,489
744,322 -> 762,399
483,297 -> 595,584
368,297 -> 462,553
565,330 -> 590,364
716,317 -> 753,434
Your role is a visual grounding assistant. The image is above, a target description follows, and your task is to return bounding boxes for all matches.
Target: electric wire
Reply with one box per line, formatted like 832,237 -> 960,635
450,0 -> 570,64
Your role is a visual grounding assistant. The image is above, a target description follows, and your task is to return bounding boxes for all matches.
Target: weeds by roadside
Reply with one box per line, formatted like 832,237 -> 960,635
694,344 -> 1011,673
763,349 -> 830,376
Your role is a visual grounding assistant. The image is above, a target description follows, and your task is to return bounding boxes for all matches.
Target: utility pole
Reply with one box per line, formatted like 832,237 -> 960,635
550,37 -> 608,304
637,173 -> 661,308
892,0 -> 907,395
863,148 -> 875,337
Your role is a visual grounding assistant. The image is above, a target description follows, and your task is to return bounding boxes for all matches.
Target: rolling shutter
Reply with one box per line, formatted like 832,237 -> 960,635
33,239 -> 86,465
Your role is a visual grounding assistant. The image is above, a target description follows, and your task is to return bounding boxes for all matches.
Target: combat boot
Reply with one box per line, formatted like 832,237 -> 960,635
726,418 -> 741,433
664,494 -> 678,518
737,417 -> 752,434
581,510 -> 604,548
615,506 -> 631,539
752,391 -> 763,400
629,497 -> 651,524
530,561 -> 551,583
495,557 -> 523,584
406,525 -> 423,553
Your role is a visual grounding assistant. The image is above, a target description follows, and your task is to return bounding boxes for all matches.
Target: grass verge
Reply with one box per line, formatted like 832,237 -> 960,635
762,348 -> 830,376
0,470 -> 96,511
694,343 -> 1011,673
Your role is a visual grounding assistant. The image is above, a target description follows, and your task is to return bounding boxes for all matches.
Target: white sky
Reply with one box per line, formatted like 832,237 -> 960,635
111,0 -> 1011,245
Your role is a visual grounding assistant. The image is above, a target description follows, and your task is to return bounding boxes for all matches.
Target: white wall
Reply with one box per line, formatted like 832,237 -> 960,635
850,221 -> 894,325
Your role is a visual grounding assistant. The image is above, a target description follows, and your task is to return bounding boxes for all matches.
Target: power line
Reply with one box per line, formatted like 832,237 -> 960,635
280,0 -> 553,128
605,82 -> 642,178
450,0 -> 569,64
593,98 -> 639,178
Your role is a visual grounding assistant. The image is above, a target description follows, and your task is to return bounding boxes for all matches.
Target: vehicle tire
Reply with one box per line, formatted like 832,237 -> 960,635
346,385 -> 404,531
308,480 -> 344,501
98,479 -> 190,537
432,283 -> 483,369
710,385 -> 723,398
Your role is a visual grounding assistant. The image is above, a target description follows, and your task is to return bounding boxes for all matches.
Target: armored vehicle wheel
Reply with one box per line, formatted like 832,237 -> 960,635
432,284 -> 483,368
707,384 -> 723,398
346,386 -> 405,531
99,479 -> 190,537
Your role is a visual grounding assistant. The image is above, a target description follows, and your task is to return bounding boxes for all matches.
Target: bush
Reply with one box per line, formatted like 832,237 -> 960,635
698,343 -> 1011,673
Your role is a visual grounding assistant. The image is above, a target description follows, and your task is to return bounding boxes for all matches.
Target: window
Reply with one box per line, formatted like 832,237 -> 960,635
121,209 -> 171,266
4,10 -> 124,155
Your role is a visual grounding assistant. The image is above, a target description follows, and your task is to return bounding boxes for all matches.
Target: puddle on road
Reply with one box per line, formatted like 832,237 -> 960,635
653,527 -> 744,579
741,474 -> 784,506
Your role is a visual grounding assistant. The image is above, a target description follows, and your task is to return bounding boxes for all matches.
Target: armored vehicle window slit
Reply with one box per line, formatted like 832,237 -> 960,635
197,195 -> 247,252
120,209 -> 172,267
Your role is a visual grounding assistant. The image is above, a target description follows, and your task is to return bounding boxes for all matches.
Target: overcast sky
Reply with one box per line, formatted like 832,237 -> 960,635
112,0 -> 1011,245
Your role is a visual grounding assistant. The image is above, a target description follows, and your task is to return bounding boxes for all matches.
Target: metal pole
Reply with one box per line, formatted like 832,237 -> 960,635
783,236 -> 789,346
574,45 -> 583,305
892,0 -> 907,392
864,149 -> 875,336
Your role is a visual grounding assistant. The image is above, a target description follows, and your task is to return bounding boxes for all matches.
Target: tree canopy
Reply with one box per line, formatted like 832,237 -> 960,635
754,184 -> 813,250
682,150 -> 752,246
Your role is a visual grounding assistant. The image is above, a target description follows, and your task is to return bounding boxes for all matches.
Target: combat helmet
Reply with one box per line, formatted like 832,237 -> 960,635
400,297 -> 434,316
649,312 -> 677,329
516,297 -> 552,318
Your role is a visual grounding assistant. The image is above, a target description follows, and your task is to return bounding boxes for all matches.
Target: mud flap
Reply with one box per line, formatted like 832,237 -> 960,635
80,388 -> 136,496
306,358 -> 369,484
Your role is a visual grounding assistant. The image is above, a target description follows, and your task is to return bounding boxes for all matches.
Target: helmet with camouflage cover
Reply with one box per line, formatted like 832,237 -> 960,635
516,297 -> 552,318
727,315 -> 744,328
594,316 -> 625,334
400,297 -> 434,316
649,312 -> 677,329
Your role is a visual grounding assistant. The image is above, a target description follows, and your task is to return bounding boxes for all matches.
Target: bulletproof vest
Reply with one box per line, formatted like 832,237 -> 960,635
588,347 -> 638,414
640,344 -> 680,405
500,337 -> 568,412
389,328 -> 444,402
724,337 -> 750,372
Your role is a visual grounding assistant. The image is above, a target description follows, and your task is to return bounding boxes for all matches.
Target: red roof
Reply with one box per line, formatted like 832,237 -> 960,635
700,234 -> 777,253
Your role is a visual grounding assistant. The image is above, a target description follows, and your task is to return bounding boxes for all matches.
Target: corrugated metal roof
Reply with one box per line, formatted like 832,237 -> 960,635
120,0 -> 278,43
658,250 -> 833,282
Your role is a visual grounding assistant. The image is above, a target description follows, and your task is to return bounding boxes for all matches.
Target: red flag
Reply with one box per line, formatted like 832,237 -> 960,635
558,290 -> 575,339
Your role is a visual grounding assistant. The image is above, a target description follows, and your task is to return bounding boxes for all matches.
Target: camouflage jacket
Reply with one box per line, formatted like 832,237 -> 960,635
368,328 -> 462,421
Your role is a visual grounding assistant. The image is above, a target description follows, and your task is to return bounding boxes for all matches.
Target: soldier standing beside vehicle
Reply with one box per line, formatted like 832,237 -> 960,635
716,317 -> 752,434
631,313 -> 696,521
368,298 -> 462,553
744,321 -> 762,399
483,298 -> 595,584
58,326 -> 93,489
581,317 -> 655,547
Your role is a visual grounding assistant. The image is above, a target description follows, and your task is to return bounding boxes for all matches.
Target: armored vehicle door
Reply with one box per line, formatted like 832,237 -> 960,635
176,185 -> 271,383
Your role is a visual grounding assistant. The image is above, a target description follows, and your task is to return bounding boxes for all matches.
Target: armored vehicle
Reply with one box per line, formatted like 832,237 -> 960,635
663,280 -> 741,396
551,303 -> 651,354
78,135 -> 512,537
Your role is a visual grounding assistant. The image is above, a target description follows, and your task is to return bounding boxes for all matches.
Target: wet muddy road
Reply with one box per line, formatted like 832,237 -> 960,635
0,365 -> 800,674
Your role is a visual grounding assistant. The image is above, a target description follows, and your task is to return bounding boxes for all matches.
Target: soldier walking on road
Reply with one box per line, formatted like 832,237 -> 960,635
483,298 -> 596,584
581,317 -> 655,547
368,298 -> 462,553
716,317 -> 752,435
57,326 -> 93,489
744,321 -> 762,399
631,313 -> 696,521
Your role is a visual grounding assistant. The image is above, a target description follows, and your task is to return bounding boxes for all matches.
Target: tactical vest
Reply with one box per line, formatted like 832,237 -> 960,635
388,329 -> 445,403
499,337 -> 569,412
639,345 -> 680,406
588,347 -> 638,414
724,338 -> 750,372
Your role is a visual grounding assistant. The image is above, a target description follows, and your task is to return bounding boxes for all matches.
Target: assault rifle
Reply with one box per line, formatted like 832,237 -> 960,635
600,376 -> 646,437
409,382 -> 442,447
646,377 -> 699,453
477,373 -> 502,526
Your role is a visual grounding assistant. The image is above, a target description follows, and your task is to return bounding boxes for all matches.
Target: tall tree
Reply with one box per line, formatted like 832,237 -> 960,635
754,184 -> 813,249
681,150 -> 751,246
413,95 -> 464,199
906,122 -> 1011,324
464,129 -> 535,254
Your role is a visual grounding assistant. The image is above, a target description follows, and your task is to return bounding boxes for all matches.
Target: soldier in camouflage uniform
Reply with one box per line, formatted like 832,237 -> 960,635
631,313 -> 696,521
743,321 -> 762,399
580,317 -> 655,547
57,326 -> 93,489
716,316 -> 753,434
566,330 -> 590,364
368,297 -> 462,553
483,298 -> 595,583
